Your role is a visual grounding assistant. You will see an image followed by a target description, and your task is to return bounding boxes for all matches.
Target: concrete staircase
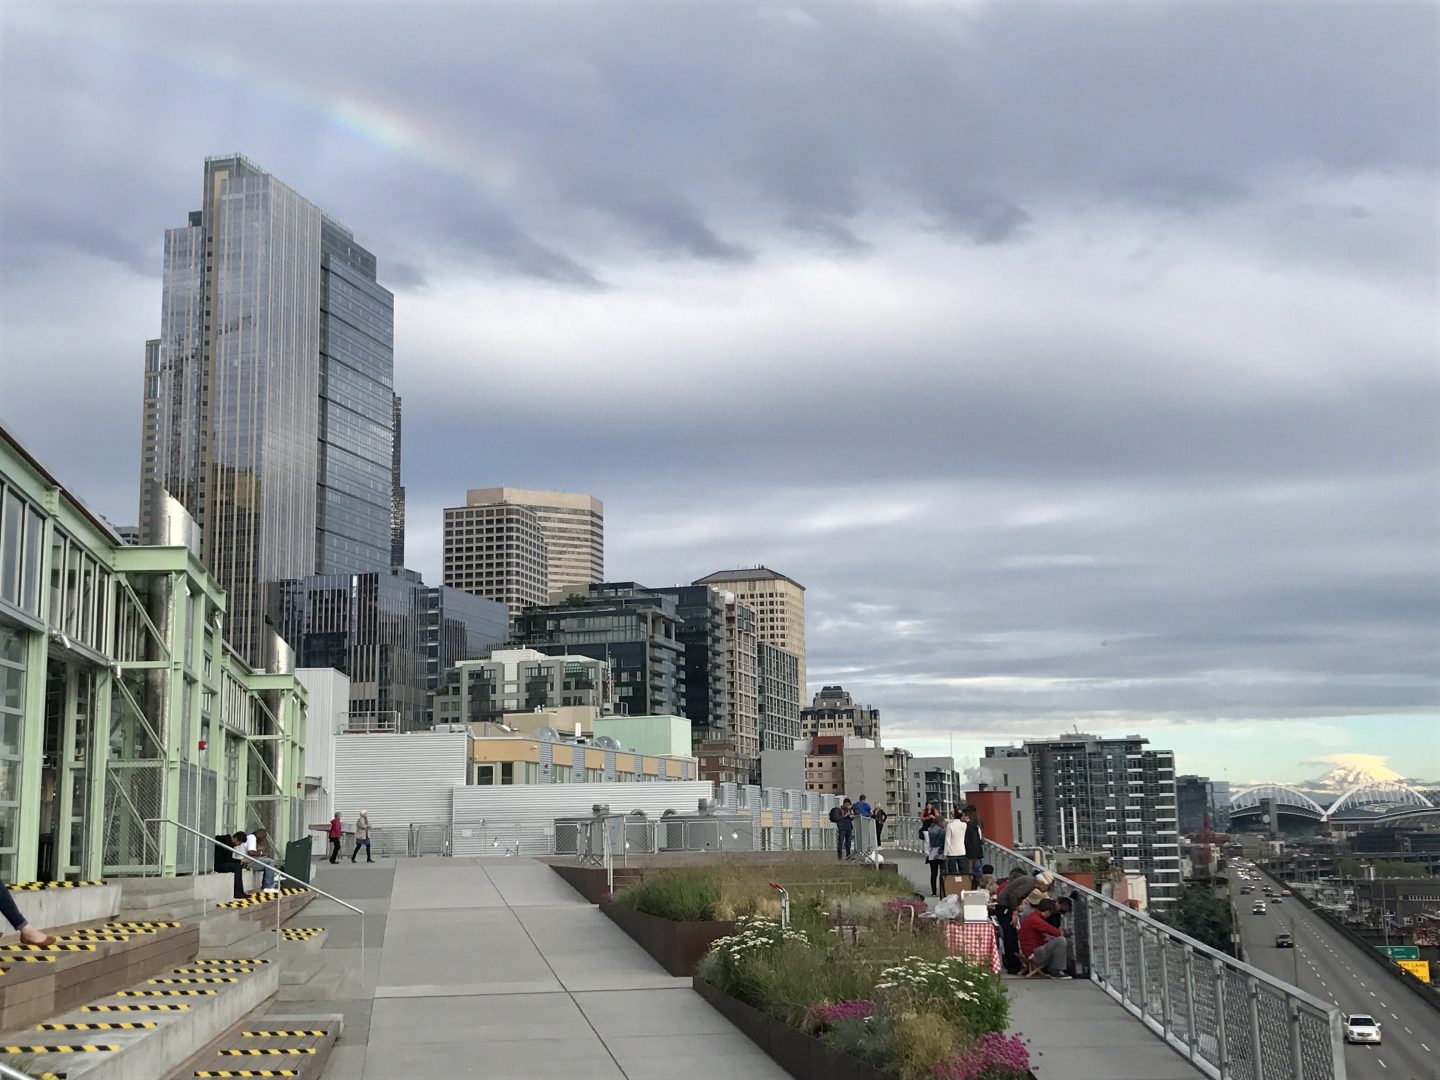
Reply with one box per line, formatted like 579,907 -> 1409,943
166,1014 -> 342,1080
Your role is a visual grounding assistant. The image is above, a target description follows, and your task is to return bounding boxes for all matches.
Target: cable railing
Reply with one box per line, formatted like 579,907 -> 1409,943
146,817 -> 369,978
983,839 -> 1346,1080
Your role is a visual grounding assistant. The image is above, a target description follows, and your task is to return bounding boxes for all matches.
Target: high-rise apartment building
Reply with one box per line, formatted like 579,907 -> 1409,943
432,649 -> 611,726
1177,775 -> 1231,835
982,735 -> 1181,907
693,567 -> 806,695
464,487 -> 603,595
652,586 -> 728,751
442,502 -> 549,619
390,395 -> 405,566
910,756 -> 962,816
140,155 -> 396,664
756,641 -> 802,752
513,583 -> 685,717
801,685 -> 881,742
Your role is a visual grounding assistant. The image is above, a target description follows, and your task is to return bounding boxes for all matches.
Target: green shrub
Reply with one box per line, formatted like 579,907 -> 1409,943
611,869 -> 721,921
873,955 -> 1009,1035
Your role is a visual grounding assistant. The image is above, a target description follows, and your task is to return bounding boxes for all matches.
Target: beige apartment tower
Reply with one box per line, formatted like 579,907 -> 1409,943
442,502 -> 549,620
464,487 -> 604,595
693,567 -> 807,697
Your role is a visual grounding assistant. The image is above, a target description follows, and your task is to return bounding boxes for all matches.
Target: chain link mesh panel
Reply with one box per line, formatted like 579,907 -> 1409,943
102,761 -> 164,874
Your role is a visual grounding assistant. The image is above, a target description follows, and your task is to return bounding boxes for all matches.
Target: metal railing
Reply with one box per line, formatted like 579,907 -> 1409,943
147,817 -> 369,978
983,840 -> 1346,1080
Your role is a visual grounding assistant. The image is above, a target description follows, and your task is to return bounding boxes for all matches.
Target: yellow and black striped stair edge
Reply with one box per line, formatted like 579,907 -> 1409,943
39,1022 -> 157,1031
241,1031 -> 326,1038
58,934 -> 129,942
106,920 -> 179,928
84,1003 -> 190,1011
0,953 -> 58,961
1,942 -> 95,951
175,966 -> 255,974
118,988 -> 216,996
0,1043 -> 118,1052
3,880 -> 104,890
194,1071 -> 298,1078
148,976 -> 238,984
220,1048 -> 317,1056
188,958 -> 268,965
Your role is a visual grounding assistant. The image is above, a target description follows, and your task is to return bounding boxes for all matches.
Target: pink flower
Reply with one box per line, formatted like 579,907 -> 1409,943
934,1032 -> 1031,1079
807,999 -> 876,1027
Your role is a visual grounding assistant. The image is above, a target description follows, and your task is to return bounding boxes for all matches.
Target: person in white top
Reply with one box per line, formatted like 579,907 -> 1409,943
943,806 -> 969,878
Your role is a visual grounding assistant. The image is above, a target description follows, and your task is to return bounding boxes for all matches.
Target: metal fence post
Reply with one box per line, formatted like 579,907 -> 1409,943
1158,933 -> 1171,1039
1137,927 -> 1149,1021
1246,977 -> 1264,1080
1287,999 -> 1305,1080
1214,959 -> 1230,1080
1184,947 -> 1199,1064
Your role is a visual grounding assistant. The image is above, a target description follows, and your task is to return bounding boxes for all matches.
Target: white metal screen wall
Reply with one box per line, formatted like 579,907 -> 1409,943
451,782 -> 717,857
333,732 -> 469,831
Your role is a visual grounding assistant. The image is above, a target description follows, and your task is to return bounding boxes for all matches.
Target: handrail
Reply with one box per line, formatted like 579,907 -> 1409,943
0,1063 -> 39,1080
145,817 -> 367,978
983,838 -> 1347,1080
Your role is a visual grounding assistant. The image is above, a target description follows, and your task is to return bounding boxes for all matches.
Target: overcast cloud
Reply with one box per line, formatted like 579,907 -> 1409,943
1,2 -> 1436,775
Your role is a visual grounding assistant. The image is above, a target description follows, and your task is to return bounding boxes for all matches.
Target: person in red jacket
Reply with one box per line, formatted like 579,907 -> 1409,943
1019,899 -> 1072,978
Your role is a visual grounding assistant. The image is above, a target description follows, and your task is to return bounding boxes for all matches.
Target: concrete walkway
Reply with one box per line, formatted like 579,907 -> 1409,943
886,852 -> 1204,1080
288,856 -> 789,1080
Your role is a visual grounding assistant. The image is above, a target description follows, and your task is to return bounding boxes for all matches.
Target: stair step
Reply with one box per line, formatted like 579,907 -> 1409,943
170,1012 -> 341,1080
1,956 -> 280,1080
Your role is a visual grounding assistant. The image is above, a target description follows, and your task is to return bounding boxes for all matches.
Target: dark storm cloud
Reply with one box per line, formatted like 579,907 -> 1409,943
1,1 -> 1437,762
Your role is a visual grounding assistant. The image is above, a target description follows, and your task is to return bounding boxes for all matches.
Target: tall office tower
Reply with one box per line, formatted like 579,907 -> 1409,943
801,684 -> 881,742
1177,775 -> 1232,835
140,155 -> 395,665
652,586 -> 728,751
692,567 -> 806,696
441,502 -> 549,620
756,640 -> 802,752
982,735 -> 1181,907
390,395 -> 405,566
463,487 -> 603,595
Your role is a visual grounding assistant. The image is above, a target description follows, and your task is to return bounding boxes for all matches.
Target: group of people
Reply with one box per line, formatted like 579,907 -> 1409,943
827,795 -> 889,859
992,867 -> 1082,979
213,828 -> 281,899
919,802 -> 986,894
313,811 -> 373,865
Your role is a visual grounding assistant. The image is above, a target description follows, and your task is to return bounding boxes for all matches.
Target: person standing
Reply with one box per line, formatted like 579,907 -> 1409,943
943,806 -> 969,881
962,808 -> 985,886
832,798 -> 855,860
351,810 -> 373,863
853,794 -> 872,819
924,815 -> 947,896
872,805 -> 888,847
0,883 -> 55,947
311,813 -> 343,864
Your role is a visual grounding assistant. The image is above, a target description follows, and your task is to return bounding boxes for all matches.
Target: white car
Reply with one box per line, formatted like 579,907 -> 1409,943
1343,1015 -> 1381,1045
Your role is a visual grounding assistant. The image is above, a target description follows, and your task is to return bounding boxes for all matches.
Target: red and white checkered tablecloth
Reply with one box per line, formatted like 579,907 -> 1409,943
944,920 -> 1001,973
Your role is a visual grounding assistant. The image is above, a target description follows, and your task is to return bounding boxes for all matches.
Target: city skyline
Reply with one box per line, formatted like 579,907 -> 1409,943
1,4 -> 1435,770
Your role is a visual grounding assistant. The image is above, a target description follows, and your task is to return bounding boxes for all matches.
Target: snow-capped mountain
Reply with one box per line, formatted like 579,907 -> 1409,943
1304,757 -> 1404,794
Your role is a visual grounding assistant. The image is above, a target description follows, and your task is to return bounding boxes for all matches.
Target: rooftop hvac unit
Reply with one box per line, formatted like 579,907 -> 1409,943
533,726 -> 560,742
594,736 -> 622,750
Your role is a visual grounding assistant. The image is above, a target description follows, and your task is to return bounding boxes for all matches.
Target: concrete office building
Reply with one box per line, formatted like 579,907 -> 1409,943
693,567 -> 806,695
911,756 -> 962,815
513,583 -> 685,718
2,423 -> 308,883
464,487 -> 603,595
442,501 -> 549,619
757,640 -> 803,752
801,684 -> 881,742
762,735 -> 913,818
140,155 -> 397,666
278,569 -> 506,732
983,735 -> 1181,907
432,649 -> 611,726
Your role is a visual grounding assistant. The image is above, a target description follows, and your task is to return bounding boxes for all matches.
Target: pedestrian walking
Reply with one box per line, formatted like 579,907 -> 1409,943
311,813 -> 344,864
351,810 -> 373,863
872,806 -> 888,846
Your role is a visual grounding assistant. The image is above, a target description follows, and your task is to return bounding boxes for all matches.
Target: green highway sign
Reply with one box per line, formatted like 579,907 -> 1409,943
1377,946 -> 1420,960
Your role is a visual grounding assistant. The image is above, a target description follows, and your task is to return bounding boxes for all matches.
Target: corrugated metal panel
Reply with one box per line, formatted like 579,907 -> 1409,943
604,749 -> 616,778
333,732 -> 469,830
451,782 -> 717,857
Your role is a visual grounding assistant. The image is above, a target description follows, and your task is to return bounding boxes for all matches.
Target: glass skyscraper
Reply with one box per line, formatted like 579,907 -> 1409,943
140,155 -> 396,665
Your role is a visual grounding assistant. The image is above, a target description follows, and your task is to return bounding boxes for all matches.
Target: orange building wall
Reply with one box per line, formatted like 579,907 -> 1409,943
966,790 -> 1014,849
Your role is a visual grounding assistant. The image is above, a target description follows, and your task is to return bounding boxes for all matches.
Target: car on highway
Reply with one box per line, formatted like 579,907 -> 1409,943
1262,885 -> 1274,894
1280,889 -> 1291,897
1252,902 -> 1267,914
1343,1014 -> 1381,1045
1240,886 -> 1253,894
1275,933 -> 1293,948
1271,896 -> 1283,903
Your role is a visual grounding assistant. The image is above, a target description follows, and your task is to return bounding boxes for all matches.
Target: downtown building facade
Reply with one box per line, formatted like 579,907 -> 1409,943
139,154 -> 400,667
442,501 -> 549,621
1176,774 -> 1232,835
431,648 -> 612,726
801,684 -> 881,742
693,567 -> 806,699
910,756 -> 963,816
462,487 -> 603,595
276,569 -> 507,732
982,735 -> 1181,907
1,423 -> 307,884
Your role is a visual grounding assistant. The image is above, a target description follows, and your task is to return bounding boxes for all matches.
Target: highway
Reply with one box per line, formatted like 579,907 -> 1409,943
1226,866 -> 1440,1080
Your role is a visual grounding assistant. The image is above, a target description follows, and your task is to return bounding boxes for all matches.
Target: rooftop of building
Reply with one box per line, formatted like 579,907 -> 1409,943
465,486 -> 603,512
692,566 -> 806,590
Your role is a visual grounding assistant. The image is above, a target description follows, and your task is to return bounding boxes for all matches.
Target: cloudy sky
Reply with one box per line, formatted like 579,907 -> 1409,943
2,2 -> 1436,785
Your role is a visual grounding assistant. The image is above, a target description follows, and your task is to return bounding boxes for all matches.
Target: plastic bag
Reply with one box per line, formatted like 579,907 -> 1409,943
933,894 -> 962,920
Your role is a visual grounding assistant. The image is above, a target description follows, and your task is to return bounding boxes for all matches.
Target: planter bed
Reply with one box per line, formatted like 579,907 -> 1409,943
601,899 -> 734,976
693,975 -> 895,1080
